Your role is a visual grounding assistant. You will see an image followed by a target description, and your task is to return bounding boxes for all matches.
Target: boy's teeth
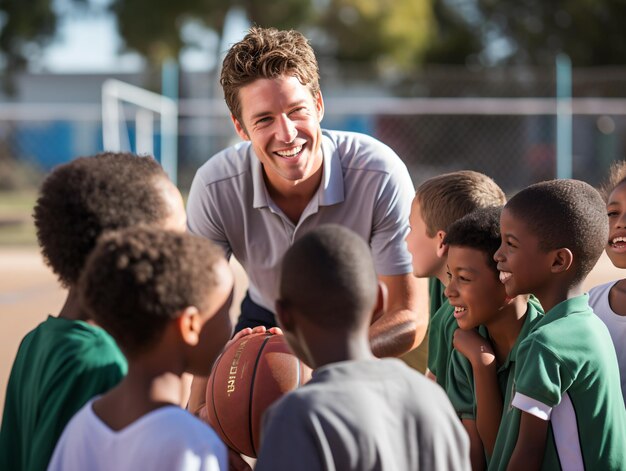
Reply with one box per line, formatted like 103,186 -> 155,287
499,271 -> 512,283
454,306 -> 466,313
276,146 -> 302,157
612,236 -> 626,244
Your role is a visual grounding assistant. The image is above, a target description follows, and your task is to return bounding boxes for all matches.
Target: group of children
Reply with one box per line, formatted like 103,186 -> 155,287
1,151 -> 626,470
409,169 -> 626,470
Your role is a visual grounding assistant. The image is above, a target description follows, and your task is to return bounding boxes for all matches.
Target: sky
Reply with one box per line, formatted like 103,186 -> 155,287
37,4 -> 250,73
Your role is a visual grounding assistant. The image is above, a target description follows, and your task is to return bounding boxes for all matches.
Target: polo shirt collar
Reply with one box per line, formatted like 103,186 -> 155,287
497,301 -> 542,373
534,293 -> 590,329
250,133 -> 345,209
318,134 -> 344,206
251,150 -> 269,209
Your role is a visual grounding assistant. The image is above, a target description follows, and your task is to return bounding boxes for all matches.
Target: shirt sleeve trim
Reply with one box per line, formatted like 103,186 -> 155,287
511,392 -> 552,420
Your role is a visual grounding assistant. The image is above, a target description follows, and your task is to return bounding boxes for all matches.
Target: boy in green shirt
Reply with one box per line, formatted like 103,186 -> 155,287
0,153 -> 186,471
443,206 -> 543,470
405,170 -> 506,383
491,179 -> 626,470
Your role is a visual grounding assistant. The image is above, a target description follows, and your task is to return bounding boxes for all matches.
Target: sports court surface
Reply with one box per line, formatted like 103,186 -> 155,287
1,246 -> 623,420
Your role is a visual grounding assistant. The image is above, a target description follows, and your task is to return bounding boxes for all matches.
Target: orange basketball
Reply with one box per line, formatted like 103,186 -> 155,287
205,332 -> 312,458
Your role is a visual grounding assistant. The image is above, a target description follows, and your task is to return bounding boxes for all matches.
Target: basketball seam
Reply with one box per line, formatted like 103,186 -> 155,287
249,334 -> 272,457
209,352 -> 237,451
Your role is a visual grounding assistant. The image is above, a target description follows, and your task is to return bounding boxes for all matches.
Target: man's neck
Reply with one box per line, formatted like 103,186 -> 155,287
265,163 -> 324,225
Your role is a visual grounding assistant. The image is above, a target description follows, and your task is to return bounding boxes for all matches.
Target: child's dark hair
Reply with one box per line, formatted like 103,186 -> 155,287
443,206 -> 503,274
279,224 -> 377,329
80,227 -> 227,357
600,160 -> 626,202
33,152 -> 171,287
505,179 -> 608,283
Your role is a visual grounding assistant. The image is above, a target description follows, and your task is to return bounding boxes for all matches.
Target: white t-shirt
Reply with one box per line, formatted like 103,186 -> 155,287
588,280 -> 626,406
47,399 -> 227,471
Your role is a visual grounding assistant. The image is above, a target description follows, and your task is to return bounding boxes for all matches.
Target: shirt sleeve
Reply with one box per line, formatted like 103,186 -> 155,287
446,350 -> 476,420
186,170 -> 233,259
513,336 -> 574,415
369,155 -> 415,276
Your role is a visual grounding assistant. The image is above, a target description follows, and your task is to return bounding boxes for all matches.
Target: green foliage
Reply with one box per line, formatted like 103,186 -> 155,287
110,0 -> 315,68
423,1 -> 482,65
317,0 -> 434,68
0,0 -> 57,93
477,0 -> 626,66
110,0 -> 225,65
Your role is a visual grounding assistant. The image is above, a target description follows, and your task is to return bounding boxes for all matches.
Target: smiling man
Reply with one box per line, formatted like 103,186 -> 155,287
186,27 -> 427,358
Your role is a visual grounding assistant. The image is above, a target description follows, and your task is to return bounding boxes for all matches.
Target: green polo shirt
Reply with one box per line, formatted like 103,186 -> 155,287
429,277 -> 447,315
447,301 -> 542,419
447,302 -> 542,463
427,298 -> 455,391
0,316 -> 127,471
402,278 -> 447,373
489,294 -> 626,470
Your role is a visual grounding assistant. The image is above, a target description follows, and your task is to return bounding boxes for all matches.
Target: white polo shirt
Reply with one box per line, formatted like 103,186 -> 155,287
187,129 -> 415,313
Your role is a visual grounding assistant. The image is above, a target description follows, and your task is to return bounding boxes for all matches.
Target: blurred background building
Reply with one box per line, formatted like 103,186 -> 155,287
0,0 -> 625,195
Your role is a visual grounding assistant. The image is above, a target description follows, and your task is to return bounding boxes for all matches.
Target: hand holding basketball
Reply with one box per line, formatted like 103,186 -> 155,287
205,331 -> 311,457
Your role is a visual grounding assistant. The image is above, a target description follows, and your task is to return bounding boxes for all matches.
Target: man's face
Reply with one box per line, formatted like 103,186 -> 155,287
232,75 -> 324,193
405,199 -> 444,279
494,208 -> 553,299
445,246 -> 508,331
606,181 -> 626,269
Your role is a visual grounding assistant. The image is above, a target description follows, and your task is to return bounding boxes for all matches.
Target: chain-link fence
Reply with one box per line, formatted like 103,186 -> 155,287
1,67 -> 625,196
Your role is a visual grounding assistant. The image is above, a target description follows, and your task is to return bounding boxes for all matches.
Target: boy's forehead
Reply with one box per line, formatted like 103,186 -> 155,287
501,207 -> 537,240
448,245 -> 491,270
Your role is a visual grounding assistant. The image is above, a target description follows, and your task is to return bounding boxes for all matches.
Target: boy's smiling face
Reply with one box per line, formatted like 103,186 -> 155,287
445,246 -> 508,330
606,181 -> 626,269
494,207 -> 554,299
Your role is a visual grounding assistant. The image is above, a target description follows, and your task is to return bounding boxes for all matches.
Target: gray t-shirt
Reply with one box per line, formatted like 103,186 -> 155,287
186,129 -> 415,313
255,358 -> 471,471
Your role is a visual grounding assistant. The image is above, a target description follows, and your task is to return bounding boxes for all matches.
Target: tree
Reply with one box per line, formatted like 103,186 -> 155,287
424,0 -> 626,67
110,0 -> 315,70
0,0 -> 57,93
315,0 -> 435,69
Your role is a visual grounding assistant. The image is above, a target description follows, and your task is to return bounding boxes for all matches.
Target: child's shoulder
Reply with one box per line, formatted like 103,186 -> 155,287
15,317 -> 124,367
519,296 -> 614,363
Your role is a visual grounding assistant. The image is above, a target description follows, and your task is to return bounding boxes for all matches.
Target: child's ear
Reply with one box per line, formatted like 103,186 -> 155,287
178,306 -> 202,346
436,230 -> 448,258
371,281 -> 389,324
275,300 -> 294,333
550,248 -> 574,274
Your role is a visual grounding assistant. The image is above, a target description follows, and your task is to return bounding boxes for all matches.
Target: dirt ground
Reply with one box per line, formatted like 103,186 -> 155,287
1,247 -> 623,421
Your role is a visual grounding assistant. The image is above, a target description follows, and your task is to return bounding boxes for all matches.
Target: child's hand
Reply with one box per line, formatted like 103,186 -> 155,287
452,329 -> 496,368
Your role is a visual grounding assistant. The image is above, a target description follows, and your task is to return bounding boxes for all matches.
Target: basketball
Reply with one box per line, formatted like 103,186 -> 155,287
205,332 -> 312,458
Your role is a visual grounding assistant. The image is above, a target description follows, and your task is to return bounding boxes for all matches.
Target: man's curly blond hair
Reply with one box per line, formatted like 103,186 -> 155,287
220,27 -> 320,125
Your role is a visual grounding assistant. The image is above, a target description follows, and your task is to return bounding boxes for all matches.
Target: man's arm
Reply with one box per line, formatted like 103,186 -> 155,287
369,273 -> 428,358
507,411 -> 549,471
